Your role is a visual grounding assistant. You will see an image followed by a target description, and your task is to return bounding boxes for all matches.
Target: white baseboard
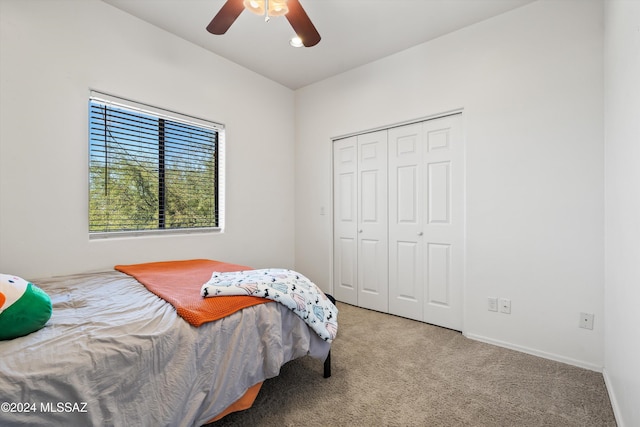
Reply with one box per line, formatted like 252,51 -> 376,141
463,332 -> 603,372
602,368 -> 624,427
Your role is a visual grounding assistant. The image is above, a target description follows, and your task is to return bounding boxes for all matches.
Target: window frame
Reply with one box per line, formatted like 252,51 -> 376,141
88,91 -> 225,239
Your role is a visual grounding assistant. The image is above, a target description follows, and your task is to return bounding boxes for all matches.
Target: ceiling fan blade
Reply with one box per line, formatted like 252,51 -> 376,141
285,0 -> 321,47
206,0 -> 245,35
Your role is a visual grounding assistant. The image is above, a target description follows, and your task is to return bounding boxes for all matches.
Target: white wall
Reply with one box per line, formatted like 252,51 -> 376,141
295,0 -> 605,369
604,1 -> 640,425
0,0 -> 296,278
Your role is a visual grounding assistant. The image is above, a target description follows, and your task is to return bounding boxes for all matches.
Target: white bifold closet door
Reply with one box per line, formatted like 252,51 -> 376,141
333,130 -> 388,312
388,114 -> 463,330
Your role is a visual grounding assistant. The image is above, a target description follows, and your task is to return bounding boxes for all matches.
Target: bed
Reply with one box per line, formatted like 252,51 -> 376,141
0,260 -> 336,427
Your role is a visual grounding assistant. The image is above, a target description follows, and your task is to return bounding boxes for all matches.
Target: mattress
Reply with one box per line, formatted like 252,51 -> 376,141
0,270 -> 330,427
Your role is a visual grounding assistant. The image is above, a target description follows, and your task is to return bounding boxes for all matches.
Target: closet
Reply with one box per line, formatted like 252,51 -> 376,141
333,114 -> 464,331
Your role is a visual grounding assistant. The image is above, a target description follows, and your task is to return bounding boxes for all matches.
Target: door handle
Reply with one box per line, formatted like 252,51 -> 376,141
417,231 -> 423,236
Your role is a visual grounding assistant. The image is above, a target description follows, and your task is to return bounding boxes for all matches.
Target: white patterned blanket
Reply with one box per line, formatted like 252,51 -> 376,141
201,269 -> 338,342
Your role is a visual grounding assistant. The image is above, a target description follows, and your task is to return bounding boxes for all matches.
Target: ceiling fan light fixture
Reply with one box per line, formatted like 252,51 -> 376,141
243,0 -> 265,15
243,0 -> 289,17
269,0 -> 289,16
289,36 -> 303,48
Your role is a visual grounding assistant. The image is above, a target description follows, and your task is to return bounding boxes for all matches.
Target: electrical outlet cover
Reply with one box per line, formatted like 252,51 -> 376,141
579,312 -> 594,330
499,298 -> 511,314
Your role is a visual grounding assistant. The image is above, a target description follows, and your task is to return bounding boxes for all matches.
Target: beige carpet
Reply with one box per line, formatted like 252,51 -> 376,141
208,302 -> 616,426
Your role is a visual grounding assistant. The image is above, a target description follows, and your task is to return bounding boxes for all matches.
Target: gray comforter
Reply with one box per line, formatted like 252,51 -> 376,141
0,270 -> 330,427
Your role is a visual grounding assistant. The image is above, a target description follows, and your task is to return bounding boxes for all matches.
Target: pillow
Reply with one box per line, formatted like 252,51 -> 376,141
0,274 -> 52,340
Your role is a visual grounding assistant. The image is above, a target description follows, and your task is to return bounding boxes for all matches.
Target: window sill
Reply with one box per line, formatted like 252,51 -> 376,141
89,227 -> 223,240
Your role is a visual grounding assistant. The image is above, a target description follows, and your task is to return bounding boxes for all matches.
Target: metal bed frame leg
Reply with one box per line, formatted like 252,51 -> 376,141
323,293 -> 336,379
323,351 -> 331,378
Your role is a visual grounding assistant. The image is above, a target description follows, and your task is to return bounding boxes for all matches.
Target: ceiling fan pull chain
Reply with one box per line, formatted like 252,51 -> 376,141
264,0 -> 270,22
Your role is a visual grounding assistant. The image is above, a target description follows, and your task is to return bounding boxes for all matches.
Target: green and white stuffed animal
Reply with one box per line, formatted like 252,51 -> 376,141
0,274 -> 52,340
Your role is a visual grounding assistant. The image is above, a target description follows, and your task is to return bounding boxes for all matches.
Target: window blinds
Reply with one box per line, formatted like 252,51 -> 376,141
89,92 -> 222,235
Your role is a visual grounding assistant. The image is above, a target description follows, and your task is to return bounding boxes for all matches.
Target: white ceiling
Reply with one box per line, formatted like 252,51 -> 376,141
102,0 -> 536,90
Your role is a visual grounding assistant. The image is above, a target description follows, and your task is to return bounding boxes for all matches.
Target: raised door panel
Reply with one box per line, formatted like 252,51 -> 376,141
333,137 -> 358,305
357,130 -> 388,312
388,123 -> 423,321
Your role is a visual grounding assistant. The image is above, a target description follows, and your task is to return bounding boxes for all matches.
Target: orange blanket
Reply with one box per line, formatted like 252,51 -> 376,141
115,259 -> 270,327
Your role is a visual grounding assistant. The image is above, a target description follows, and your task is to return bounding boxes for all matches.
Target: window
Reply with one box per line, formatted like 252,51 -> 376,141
89,91 -> 224,237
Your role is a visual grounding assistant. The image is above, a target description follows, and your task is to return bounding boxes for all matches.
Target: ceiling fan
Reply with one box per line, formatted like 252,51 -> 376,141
206,0 -> 321,47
